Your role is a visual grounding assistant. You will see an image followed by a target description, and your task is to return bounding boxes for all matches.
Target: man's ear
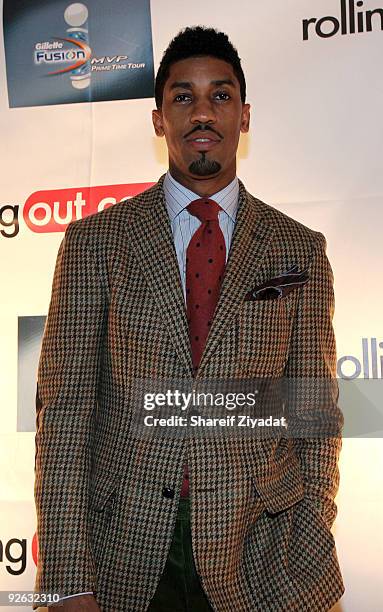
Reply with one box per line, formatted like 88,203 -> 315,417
152,109 -> 165,136
240,103 -> 250,134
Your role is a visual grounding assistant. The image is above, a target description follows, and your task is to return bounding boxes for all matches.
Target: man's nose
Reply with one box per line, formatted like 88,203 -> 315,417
190,98 -> 216,124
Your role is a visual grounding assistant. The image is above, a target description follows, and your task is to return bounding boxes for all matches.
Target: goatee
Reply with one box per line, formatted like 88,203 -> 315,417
189,152 -> 221,176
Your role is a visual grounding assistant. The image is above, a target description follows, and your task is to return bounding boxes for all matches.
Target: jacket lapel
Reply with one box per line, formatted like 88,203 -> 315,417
128,177 -> 194,374
197,181 -> 275,375
127,177 -> 275,377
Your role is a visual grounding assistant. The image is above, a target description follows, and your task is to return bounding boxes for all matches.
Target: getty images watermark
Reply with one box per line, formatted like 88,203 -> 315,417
143,388 -> 287,431
126,378 -> 350,440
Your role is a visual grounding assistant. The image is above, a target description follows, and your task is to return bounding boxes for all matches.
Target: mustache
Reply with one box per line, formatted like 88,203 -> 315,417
184,124 -> 223,140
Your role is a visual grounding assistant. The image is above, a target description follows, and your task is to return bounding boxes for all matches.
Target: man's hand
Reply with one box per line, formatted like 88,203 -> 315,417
48,594 -> 100,611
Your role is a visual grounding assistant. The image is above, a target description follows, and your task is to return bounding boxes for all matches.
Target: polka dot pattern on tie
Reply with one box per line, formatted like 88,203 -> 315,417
180,197 -> 227,498
185,198 -> 226,372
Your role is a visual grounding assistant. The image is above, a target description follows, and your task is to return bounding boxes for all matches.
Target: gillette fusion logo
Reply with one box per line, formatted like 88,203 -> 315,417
32,3 -> 139,87
34,38 -> 91,76
33,3 -> 92,83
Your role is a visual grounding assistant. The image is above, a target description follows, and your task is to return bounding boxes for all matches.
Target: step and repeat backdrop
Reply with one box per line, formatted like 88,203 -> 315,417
1,1 -> 382,610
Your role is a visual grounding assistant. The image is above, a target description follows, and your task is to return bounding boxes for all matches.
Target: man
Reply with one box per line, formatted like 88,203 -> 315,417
34,27 -> 344,612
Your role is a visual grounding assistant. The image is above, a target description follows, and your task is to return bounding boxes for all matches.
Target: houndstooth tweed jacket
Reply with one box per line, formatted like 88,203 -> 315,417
34,176 -> 345,611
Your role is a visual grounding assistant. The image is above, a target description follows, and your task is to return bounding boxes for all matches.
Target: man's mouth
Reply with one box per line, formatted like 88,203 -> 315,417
186,133 -> 222,150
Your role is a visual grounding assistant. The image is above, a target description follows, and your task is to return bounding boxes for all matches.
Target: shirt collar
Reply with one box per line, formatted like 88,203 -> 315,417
163,170 -> 239,224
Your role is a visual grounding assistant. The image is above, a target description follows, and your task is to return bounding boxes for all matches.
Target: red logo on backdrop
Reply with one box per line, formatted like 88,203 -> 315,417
32,532 -> 38,565
23,182 -> 155,233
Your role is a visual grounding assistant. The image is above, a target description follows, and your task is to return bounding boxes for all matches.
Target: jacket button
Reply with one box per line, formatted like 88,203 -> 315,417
162,487 -> 175,499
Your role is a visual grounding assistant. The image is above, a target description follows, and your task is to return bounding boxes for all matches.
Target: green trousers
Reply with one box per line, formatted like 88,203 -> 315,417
147,498 -> 214,612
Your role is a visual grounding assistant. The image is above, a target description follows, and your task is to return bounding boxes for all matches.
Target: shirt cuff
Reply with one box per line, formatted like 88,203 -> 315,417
60,592 -> 93,600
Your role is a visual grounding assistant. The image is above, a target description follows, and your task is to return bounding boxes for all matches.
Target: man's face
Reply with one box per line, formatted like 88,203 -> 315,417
152,56 -> 250,191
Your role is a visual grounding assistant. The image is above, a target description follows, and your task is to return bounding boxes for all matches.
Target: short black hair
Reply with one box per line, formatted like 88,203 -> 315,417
154,26 -> 246,108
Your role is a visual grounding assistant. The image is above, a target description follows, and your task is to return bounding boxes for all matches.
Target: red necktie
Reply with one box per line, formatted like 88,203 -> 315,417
180,198 -> 226,497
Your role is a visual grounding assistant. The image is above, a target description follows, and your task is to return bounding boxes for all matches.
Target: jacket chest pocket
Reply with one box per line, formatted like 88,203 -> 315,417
237,297 -> 294,376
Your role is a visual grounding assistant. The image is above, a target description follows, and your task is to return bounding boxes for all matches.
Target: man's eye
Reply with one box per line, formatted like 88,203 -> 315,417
174,94 -> 191,103
214,91 -> 230,100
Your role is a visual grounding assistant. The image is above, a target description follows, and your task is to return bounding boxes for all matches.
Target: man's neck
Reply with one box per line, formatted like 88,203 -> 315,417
168,166 -> 237,198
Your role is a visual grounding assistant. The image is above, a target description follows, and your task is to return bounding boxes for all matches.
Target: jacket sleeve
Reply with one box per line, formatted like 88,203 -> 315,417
284,231 -> 343,530
34,220 -> 106,602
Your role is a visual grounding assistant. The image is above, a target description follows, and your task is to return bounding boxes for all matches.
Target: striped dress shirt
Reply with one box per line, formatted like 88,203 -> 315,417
163,170 -> 240,300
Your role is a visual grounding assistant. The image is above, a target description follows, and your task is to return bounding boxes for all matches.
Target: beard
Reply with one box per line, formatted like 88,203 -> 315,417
188,152 -> 221,176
